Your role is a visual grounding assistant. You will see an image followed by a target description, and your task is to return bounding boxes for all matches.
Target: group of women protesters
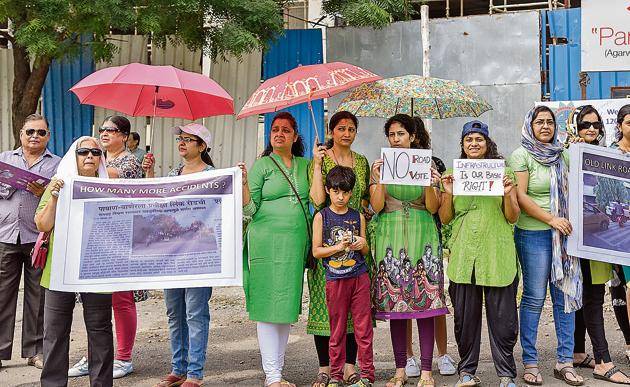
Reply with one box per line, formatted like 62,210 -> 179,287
34,102 -> 630,387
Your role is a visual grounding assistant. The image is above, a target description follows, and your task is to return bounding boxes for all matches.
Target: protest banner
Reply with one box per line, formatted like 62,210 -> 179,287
453,159 -> 505,196
581,0 -> 630,72
537,99 -> 629,146
568,143 -> 630,265
49,167 -> 242,292
0,160 -> 50,191
379,148 -> 432,186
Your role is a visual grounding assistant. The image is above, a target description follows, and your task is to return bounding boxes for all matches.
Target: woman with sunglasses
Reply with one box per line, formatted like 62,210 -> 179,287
142,123 -> 214,387
68,116 -> 143,380
36,137 -> 112,387
566,105 -> 630,384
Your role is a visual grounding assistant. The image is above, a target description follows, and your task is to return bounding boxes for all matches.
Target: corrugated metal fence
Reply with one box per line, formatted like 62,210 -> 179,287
263,29 -> 324,159
544,8 -> 630,101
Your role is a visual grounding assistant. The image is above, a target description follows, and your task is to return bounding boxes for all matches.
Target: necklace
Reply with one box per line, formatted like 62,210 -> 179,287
273,153 -> 299,205
331,148 -> 355,169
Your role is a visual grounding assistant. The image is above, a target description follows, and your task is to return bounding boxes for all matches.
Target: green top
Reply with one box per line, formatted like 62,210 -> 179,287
243,154 -> 311,323
308,152 -> 370,211
37,184 -> 55,289
444,167 -> 518,287
509,146 -> 569,230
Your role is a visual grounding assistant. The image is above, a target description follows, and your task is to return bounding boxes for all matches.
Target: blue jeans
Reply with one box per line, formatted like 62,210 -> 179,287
164,287 -> 213,379
515,228 -> 575,365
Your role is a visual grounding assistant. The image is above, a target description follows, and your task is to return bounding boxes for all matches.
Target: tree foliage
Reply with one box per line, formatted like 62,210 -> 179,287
322,0 -> 417,28
594,176 -> 628,210
0,0 -> 285,147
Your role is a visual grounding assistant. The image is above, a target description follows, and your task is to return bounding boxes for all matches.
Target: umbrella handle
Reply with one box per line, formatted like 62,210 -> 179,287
148,85 -> 159,152
307,93 -> 321,146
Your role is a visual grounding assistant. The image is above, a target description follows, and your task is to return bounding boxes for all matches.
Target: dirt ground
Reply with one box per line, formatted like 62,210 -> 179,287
2,283 -> 629,387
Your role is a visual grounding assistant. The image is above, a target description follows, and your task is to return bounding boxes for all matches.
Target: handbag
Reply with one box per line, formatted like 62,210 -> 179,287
31,231 -> 50,269
268,156 -> 315,269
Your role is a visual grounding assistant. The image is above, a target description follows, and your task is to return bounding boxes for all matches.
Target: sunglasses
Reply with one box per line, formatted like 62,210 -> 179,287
23,128 -> 49,137
577,121 -> 604,130
98,126 -> 121,134
175,136 -> 198,143
76,148 -> 103,157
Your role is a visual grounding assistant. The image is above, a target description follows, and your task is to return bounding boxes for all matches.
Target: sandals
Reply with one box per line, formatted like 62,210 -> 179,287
417,377 -> 434,387
154,374 -> 186,387
554,365 -> 584,386
573,354 -> 595,369
345,373 -> 361,385
387,376 -> 407,387
594,366 -> 630,385
312,372 -> 330,387
499,377 -> 517,387
523,366 -> 543,386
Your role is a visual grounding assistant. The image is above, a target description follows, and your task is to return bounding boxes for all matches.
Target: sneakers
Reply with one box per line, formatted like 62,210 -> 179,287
113,359 -> 134,379
438,354 -> 457,376
27,353 -> 44,369
405,356 -> 421,377
68,356 -> 89,377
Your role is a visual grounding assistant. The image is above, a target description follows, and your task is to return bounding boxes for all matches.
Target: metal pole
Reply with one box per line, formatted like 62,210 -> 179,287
148,85 -> 159,151
421,4 -> 432,133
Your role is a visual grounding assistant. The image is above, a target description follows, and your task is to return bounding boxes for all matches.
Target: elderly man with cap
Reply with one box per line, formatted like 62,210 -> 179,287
439,120 -> 520,387
0,113 -> 61,369
142,123 -> 214,387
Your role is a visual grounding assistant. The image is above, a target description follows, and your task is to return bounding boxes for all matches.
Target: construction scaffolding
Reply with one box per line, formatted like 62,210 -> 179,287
489,0 -> 570,14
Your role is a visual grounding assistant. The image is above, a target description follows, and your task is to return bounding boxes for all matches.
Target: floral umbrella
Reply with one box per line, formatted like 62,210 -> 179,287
335,75 -> 492,119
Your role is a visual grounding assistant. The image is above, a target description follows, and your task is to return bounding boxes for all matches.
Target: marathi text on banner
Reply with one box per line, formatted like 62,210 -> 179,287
50,168 -> 242,292
379,148 -> 432,186
453,159 -> 505,196
568,144 -> 630,264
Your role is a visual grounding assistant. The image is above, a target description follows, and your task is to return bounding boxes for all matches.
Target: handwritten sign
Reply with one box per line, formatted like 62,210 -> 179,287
453,159 -> 504,196
380,148 -> 432,186
0,161 -> 50,191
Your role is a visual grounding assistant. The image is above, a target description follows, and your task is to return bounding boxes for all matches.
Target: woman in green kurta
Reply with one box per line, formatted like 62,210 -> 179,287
439,121 -> 520,387
240,112 -> 310,387
308,111 -> 370,386
370,114 -> 446,387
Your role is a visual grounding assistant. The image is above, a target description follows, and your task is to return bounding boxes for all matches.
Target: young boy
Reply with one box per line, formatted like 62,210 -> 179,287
312,166 -> 374,387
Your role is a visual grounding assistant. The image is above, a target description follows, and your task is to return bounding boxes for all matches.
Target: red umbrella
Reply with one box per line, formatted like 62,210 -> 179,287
70,63 -> 234,148
237,62 -> 380,141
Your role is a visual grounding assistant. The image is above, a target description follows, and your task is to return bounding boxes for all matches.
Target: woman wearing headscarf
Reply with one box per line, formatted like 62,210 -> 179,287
68,115 -> 144,380
566,105 -> 630,384
239,112 -> 310,387
308,111 -> 370,387
143,123 -> 215,387
510,106 -> 583,386
35,137 -> 112,387
440,121 -> 519,387
370,114 -> 447,387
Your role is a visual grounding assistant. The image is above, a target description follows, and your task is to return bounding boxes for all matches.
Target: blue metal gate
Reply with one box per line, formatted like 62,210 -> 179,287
42,36 -> 95,156
263,29 -> 324,159
543,8 -> 630,101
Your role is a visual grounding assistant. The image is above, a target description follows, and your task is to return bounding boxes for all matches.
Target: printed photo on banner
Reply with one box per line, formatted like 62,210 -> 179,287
568,143 -> 630,264
537,99 -> 629,146
380,147 -> 432,186
0,160 -> 50,191
50,167 -> 242,292
453,159 -> 505,196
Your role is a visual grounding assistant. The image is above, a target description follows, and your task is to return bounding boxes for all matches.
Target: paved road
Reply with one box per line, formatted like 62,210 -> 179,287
584,222 -> 630,254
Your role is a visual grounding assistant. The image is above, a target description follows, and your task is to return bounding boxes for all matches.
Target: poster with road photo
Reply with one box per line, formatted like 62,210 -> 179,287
568,144 -> 630,264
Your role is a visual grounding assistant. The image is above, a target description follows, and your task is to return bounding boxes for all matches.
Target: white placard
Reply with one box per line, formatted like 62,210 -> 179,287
49,167 -> 243,292
567,143 -> 630,264
537,99 -> 630,146
380,148 -> 432,186
453,159 -> 505,196
581,0 -> 630,72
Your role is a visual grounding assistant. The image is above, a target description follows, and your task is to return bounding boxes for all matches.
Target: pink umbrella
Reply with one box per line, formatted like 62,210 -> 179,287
70,63 -> 233,148
237,62 -> 380,142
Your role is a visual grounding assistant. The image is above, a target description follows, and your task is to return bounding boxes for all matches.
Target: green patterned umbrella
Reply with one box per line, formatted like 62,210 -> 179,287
336,75 -> 492,118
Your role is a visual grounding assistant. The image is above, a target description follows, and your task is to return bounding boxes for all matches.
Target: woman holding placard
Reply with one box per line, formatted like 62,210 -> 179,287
439,120 -> 519,387
308,111 -> 371,386
510,106 -> 584,386
369,114 -> 446,387
565,105 -> 630,384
